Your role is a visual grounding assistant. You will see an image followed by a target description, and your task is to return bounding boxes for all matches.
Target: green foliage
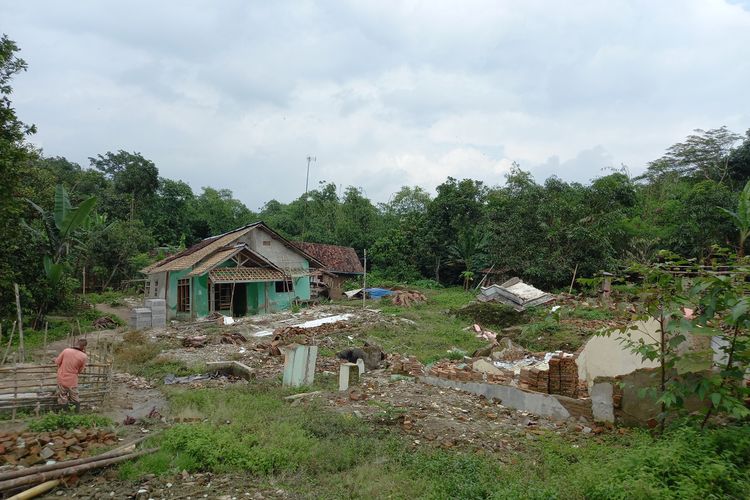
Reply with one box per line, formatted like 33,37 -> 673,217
28,413 -> 113,432
451,302 -> 526,328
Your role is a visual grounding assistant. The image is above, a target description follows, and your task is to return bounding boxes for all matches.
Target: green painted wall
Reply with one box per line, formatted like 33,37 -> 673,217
166,268 -> 191,320
193,274 -> 209,318
166,260 -> 312,319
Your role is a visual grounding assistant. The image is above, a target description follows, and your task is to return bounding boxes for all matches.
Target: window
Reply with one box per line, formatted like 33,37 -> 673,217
177,278 -> 191,312
144,280 -> 151,298
154,279 -> 159,297
214,284 -> 233,310
275,279 -> 294,293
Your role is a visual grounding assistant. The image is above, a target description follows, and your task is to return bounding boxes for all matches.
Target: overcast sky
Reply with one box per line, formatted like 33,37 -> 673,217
5,0 -> 750,207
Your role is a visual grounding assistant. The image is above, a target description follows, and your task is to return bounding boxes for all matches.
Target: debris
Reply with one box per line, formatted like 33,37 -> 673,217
388,354 -> 424,377
163,373 -> 211,385
182,336 -> 208,348
0,430 -> 118,467
91,317 -> 116,329
391,290 -> 427,307
220,332 -> 247,345
283,391 -> 322,401
477,277 -> 553,311
112,373 -> 153,390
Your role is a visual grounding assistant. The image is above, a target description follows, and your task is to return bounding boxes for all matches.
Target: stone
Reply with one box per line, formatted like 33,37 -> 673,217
40,446 -> 55,460
472,359 -> 504,376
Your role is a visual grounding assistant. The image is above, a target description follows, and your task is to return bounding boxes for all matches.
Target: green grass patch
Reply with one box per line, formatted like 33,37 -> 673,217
27,413 -> 113,432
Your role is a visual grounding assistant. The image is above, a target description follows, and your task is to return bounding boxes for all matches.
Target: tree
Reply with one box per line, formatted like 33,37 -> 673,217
719,180 -> 750,257
0,34 -> 37,319
644,127 -> 743,184
90,150 -> 159,220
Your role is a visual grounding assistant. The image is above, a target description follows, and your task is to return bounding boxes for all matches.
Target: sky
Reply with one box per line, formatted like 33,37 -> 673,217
4,0 -> 750,208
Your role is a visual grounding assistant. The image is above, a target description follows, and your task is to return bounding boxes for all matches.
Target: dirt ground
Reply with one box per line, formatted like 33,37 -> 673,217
27,303 -> 598,498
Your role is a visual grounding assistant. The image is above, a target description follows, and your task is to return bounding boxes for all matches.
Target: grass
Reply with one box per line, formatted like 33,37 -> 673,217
114,331 -> 205,381
120,381 -> 750,499
27,413 -> 113,432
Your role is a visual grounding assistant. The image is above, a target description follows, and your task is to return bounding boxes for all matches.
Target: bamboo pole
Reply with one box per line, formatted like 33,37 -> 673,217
1,322 -> 16,365
0,448 -> 156,492
42,323 -> 48,356
6,479 -> 61,500
0,436 -> 152,482
14,284 -> 24,363
568,263 -> 579,295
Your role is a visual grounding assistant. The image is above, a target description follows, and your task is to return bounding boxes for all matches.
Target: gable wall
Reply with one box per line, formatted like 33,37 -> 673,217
239,227 -> 308,269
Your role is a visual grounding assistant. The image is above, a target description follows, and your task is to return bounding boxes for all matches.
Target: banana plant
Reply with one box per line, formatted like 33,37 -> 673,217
719,180 -> 750,257
24,184 -> 96,286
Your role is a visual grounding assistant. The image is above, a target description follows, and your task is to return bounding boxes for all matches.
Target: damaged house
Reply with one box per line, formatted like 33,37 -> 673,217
141,222 -> 323,320
293,242 -> 364,299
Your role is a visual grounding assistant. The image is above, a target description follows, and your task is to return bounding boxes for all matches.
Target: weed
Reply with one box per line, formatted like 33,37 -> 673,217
28,413 -> 113,432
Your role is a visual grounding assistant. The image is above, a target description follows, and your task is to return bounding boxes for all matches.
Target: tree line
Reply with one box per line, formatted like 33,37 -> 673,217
2,34 -> 750,321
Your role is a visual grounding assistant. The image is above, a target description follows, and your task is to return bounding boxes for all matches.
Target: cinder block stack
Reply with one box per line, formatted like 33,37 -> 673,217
145,298 -> 167,328
129,307 -> 152,330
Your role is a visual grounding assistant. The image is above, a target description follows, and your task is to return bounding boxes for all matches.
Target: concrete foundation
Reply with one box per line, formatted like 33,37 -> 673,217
419,376 -> 597,421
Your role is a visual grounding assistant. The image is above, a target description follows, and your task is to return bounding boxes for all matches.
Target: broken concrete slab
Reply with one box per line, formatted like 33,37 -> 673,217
477,278 -> 553,311
419,375 -> 593,422
472,359 -> 505,376
590,381 -> 615,422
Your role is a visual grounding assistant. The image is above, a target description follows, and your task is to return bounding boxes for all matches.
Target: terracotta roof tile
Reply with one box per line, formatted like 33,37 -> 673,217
293,242 -> 363,274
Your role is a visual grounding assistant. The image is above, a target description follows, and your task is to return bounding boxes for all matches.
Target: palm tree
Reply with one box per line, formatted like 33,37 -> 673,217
448,227 -> 488,289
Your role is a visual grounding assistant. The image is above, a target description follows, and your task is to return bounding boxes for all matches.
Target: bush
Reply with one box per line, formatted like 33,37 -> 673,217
451,302 -> 527,328
28,413 -> 113,432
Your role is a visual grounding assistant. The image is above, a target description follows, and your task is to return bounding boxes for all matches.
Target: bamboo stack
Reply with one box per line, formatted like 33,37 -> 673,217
0,362 -> 112,418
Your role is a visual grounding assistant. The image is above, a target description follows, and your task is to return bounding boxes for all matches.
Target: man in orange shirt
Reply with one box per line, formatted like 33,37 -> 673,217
54,339 -> 88,412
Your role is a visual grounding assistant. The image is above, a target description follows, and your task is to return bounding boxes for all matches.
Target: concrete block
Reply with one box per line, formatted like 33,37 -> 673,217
339,363 -> 360,391
281,344 -> 318,387
356,358 -> 365,375
472,359 -> 504,375
590,382 -> 615,423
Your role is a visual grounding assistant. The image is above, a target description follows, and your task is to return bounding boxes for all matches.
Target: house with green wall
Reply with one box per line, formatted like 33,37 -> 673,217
141,222 -> 323,320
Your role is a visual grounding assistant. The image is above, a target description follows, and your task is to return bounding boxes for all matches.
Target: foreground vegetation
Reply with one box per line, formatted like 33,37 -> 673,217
118,383 -> 750,499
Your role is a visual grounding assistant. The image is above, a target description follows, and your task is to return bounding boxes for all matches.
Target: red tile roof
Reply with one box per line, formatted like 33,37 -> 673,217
293,242 -> 363,274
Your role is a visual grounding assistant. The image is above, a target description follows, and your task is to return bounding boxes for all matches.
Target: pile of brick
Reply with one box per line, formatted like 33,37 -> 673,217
548,354 -> 579,398
428,361 -> 483,382
0,429 -> 117,467
388,354 -> 424,376
485,372 -> 513,384
519,366 -> 550,392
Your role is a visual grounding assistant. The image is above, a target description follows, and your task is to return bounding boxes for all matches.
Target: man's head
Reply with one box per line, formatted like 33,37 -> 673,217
76,339 -> 88,351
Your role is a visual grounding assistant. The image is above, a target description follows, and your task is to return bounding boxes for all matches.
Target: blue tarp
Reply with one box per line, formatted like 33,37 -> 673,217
365,287 -> 394,298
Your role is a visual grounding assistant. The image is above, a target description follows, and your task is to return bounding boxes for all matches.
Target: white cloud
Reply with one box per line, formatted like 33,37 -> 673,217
4,0 -> 750,205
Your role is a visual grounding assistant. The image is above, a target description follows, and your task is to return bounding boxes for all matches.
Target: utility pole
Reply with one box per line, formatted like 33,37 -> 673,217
301,155 -> 316,242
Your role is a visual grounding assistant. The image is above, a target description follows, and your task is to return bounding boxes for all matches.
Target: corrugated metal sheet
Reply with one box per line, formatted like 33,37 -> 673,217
209,267 -> 286,283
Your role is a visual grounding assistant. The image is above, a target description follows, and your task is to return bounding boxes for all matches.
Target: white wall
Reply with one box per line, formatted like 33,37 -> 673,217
239,228 -> 307,269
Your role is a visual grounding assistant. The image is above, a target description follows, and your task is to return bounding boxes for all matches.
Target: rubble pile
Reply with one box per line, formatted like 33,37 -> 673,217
92,316 -> 117,329
219,332 -> 247,345
519,366 -> 549,392
388,354 -> 424,377
0,429 -> 117,466
391,290 -> 427,307
112,372 -> 153,390
182,335 -> 208,348
428,361 -> 483,382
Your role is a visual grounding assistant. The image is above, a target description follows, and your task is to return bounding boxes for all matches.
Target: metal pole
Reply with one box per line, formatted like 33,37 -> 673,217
302,156 -> 315,242
362,249 -> 367,310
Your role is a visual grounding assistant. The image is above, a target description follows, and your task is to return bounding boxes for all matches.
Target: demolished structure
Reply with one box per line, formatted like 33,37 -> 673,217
141,222 -> 324,320
292,241 -> 364,299
477,277 -> 553,311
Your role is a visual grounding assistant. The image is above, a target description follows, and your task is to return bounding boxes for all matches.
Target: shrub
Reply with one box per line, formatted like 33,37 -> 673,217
28,413 -> 113,432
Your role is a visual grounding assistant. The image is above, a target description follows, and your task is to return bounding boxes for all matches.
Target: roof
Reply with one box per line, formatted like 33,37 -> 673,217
209,267 -> 287,283
477,277 -> 553,311
292,242 -> 363,274
142,222 -> 324,275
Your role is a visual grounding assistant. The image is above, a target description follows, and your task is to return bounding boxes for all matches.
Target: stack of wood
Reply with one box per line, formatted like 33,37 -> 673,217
220,332 -> 247,345
391,290 -> 427,307
0,437 -> 155,498
182,335 -> 208,348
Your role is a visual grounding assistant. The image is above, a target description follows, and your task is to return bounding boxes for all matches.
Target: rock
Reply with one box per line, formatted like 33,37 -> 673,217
40,446 -> 55,460
471,359 -> 504,375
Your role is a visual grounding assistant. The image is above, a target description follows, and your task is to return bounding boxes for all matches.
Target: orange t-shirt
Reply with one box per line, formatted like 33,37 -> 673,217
55,348 -> 88,388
